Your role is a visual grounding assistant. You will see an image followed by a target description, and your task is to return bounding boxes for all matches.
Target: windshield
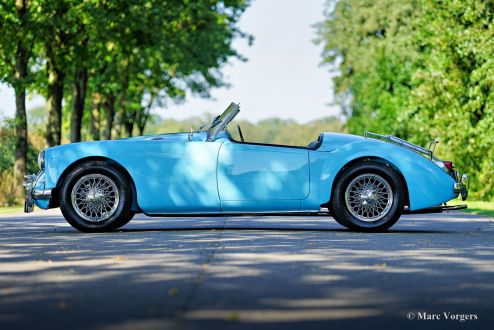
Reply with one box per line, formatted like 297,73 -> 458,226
203,102 -> 240,141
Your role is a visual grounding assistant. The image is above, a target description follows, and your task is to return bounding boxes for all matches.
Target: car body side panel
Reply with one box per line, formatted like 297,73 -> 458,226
43,133 -> 223,213
217,140 -> 309,211
41,131 -> 456,214
305,138 -> 456,211
300,151 -> 331,211
221,200 -> 302,212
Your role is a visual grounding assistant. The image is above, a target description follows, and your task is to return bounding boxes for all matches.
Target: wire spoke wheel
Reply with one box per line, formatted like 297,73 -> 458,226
71,174 -> 120,223
344,173 -> 393,223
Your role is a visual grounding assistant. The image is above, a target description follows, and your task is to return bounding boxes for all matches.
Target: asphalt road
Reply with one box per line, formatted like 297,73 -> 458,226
0,209 -> 493,330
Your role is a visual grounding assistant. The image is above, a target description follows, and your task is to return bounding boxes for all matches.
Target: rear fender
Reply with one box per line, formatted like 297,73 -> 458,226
318,140 -> 456,211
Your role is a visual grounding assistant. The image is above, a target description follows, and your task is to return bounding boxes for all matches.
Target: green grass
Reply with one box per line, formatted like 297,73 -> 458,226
460,200 -> 494,218
0,205 -> 23,215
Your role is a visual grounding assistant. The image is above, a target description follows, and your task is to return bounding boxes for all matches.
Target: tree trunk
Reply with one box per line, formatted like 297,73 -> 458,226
12,0 -> 28,201
115,58 -> 130,139
137,94 -> 154,136
138,119 -> 146,136
137,108 -> 150,136
13,69 -> 27,201
123,111 -> 135,137
102,95 -> 115,140
114,99 -> 125,138
70,67 -> 88,142
114,111 -> 122,138
90,93 -> 101,141
45,47 -> 64,147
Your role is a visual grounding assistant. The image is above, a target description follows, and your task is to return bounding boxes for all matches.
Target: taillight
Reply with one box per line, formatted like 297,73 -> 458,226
443,161 -> 454,171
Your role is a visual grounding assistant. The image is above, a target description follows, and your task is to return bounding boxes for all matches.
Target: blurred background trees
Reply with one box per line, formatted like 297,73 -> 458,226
317,0 -> 494,200
0,0 -> 250,203
1,0 -> 493,205
0,0 -> 37,200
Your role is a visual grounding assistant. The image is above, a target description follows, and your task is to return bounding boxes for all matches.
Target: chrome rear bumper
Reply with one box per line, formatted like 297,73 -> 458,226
23,172 -> 52,213
453,173 -> 469,201
404,204 -> 467,214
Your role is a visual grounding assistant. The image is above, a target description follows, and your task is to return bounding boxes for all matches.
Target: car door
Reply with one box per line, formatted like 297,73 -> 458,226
130,137 -> 223,214
217,140 -> 310,211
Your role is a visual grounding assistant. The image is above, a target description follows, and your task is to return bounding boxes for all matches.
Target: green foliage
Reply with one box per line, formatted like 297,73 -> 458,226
317,0 -> 494,200
316,0 -> 417,138
0,0 -> 38,89
2,0 -> 251,143
75,0 -> 251,138
0,0 -> 250,199
0,120 -> 39,174
0,115 -> 41,205
0,123 -> 15,173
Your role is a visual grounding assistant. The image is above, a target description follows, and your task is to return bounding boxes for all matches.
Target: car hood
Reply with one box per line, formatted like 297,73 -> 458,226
45,131 -> 208,155
121,132 -> 192,142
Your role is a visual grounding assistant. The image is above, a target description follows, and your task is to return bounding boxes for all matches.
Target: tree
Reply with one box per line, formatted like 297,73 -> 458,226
38,0 -> 88,146
317,0 -> 494,200
0,0 -> 38,200
70,35 -> 89,143
316,0 -> 418,138
0,0 -> 251,203
411,0 -> 494,199
35,0 -> 250,142
88,0 -> 251,139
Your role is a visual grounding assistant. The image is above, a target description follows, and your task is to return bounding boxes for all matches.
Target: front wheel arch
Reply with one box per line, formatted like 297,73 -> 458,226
327,156 -> 410,209
56,156 -> 141,212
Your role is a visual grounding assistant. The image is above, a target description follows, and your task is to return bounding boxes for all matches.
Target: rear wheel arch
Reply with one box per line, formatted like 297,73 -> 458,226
56,156 -> 140,212
326,156 -> 410,209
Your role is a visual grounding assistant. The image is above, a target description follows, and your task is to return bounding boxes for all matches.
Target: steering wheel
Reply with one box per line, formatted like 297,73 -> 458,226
237,124 -> 245,143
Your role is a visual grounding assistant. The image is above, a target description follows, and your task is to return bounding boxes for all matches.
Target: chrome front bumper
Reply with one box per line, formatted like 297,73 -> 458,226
453,173 -> 469,201
23,172 -> 52,213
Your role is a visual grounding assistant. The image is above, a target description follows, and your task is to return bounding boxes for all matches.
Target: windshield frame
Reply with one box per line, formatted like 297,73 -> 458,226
206,102 -> 240,141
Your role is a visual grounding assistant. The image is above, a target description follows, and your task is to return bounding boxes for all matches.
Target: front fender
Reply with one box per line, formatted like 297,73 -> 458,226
317,140 -> 456,211
43,138 -> 222,213
43,142 -> 125,190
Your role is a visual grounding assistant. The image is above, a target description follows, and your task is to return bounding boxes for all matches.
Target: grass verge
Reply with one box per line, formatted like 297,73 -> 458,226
0,205 -> 23,215
460,200 -> 494,218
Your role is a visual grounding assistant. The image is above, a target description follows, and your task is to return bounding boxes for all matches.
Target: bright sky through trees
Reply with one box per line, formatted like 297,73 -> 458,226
0,0 -> 338,123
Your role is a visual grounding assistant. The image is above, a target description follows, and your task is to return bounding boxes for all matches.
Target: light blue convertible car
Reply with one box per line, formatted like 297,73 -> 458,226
24,102 -> 468,232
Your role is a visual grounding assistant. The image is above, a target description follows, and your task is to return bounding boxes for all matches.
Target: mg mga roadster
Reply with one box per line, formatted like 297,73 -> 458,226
24,102 -> 468,232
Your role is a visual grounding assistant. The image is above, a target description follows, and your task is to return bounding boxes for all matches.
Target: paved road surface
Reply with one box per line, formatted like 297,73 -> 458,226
0,210 -> 493,330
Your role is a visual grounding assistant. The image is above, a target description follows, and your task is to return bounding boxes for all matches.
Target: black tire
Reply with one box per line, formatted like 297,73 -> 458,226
58,160 -> 135,232
331,160 -> 405,232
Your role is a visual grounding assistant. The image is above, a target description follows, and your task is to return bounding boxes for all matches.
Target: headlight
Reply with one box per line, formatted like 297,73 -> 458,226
38,151 -> 45,170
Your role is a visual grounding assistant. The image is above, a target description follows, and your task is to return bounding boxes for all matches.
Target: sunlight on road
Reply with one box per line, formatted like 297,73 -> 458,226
0,211 -> 493,328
